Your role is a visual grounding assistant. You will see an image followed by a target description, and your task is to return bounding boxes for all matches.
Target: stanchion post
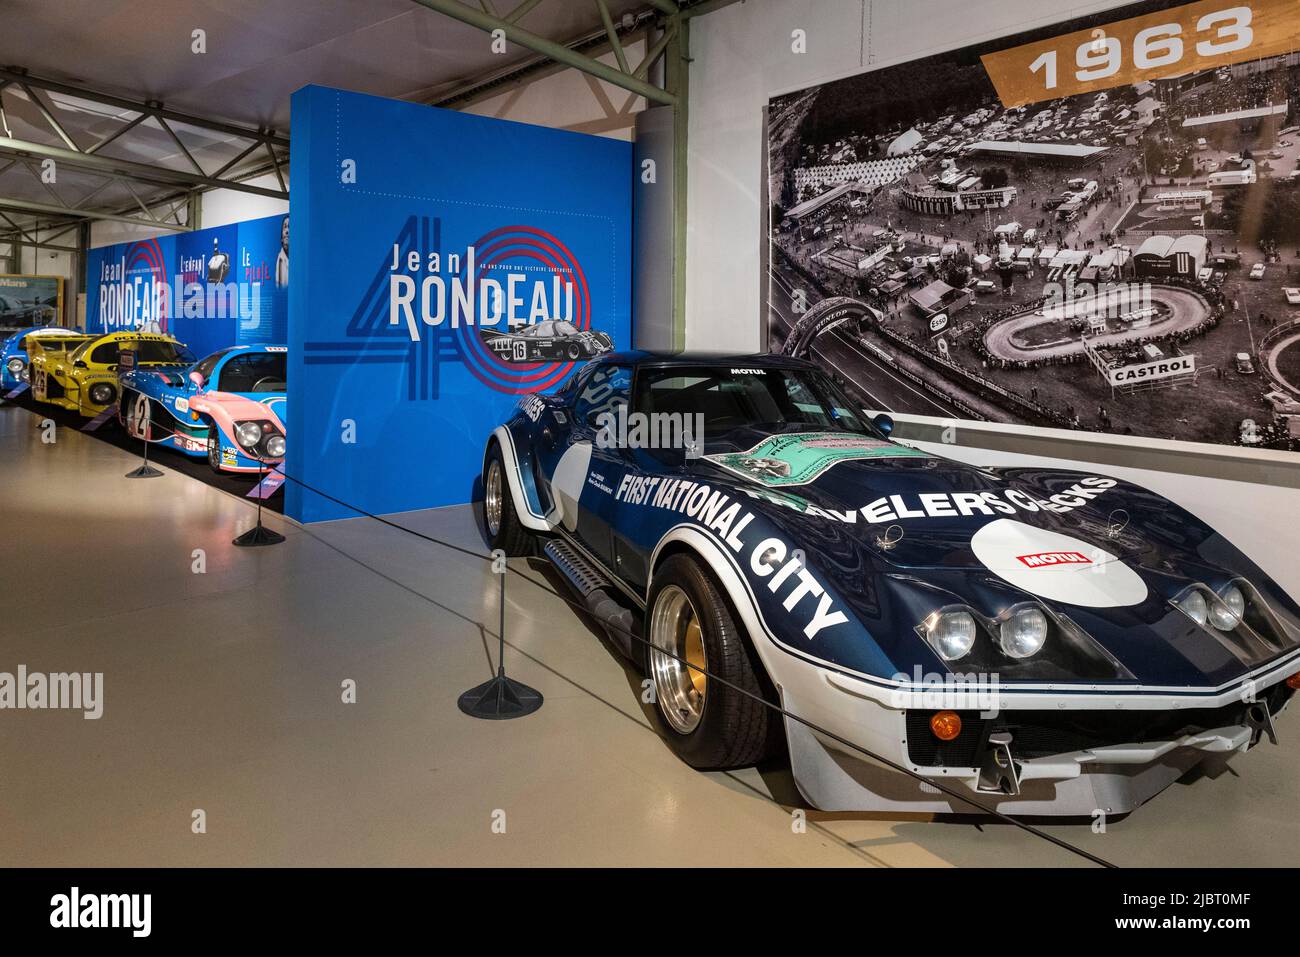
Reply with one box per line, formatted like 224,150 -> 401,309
458,552 -> 543,719
233,454 -> 285,547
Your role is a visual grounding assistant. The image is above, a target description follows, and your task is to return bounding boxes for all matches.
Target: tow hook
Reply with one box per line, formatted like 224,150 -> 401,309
1246,701 -> 1278,746
977,731 -> 1021,796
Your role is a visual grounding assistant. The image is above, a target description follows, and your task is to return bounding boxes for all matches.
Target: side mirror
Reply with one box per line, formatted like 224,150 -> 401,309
188,370 -> 205,388
74,359 -> 87,368
872,412 -> 894,436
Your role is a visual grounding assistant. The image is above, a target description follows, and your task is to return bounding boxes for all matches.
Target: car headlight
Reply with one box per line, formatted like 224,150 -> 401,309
6,357 -> 23,374
235,421 -> 263,448
923,609 -> 977,661
264,434 -> 285,458
88,382 -> 115,404
1209,584 -> 1245,631
999,605 -> 1048,658
1174,588 -> 1208,626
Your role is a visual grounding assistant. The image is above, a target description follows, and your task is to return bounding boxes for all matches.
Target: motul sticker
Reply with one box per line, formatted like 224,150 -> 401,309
1017,551 -> 1091,568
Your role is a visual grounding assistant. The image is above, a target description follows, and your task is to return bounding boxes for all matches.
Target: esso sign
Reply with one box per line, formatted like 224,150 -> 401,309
929,313 -> 950,333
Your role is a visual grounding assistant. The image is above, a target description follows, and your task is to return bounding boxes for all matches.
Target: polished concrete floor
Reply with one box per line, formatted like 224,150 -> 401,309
2,404 -> 1298,867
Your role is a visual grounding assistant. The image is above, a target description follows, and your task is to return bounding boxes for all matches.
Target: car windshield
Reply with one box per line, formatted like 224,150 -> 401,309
70,337 -> 190,364
633,364 -> 881,442
218,352 -> 287,392
553,320 -> 580,336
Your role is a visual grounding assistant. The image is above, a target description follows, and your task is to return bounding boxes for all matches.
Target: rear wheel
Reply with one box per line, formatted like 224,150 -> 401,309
646,553 -> 776,770
483,443 -> 531,556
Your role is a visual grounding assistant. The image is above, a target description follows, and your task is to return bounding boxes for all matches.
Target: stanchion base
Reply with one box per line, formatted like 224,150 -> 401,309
458,672 -> 543,720
233,522 -> 286,547
124,463 -> 163,478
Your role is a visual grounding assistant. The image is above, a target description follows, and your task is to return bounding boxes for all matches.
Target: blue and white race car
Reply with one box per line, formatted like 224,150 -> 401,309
482,352 -> 1300,817
1,325 -> 83,391
118,344 -> 287,474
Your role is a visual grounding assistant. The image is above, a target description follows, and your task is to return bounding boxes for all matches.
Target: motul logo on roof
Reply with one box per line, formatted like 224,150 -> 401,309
1017,551 -> 1092,568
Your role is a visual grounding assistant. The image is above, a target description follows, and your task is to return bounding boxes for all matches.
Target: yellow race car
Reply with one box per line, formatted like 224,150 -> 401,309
30,330 -> 191,417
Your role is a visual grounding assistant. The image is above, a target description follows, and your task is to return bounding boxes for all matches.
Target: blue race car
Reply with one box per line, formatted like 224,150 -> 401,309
1,325 -> 84,391
482,352 -> 1300,817
118,344 -> 287,474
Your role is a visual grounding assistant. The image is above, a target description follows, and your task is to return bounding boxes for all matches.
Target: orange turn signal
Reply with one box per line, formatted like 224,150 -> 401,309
1286,672 -> 1300,691
929,710 -> 962,741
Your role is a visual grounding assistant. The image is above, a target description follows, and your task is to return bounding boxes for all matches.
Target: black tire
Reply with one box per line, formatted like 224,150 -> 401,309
566,343 -> 580,360
482,443 -> 531,556
646,553 -> 776,770
206,428 -> 224,474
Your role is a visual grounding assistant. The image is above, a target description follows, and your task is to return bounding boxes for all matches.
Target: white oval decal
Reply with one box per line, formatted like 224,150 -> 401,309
969,518 -> 1147,608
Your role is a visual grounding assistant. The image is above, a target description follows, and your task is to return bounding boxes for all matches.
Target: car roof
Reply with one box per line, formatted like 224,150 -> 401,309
590,350 -> 820,371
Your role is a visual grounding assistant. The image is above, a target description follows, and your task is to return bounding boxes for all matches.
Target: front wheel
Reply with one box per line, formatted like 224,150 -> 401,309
646,553 -> 776,770
206,429 -> 224,474
482,443 -> 531,556
124,391 -> 152,440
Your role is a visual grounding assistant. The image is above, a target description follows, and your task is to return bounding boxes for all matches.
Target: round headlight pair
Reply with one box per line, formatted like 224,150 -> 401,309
925,606 -> 1048,661
264,434 -> 285,458
1175,584 -> 1244,631
235,421 -> 263,448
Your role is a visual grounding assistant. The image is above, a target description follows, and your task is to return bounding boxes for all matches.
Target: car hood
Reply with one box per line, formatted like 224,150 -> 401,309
690,430 -> 1154,569
677,430 -> 1300,687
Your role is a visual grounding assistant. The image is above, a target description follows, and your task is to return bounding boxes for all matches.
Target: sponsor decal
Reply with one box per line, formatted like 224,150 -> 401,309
971,518 -> 1147,607
706,431 -> 926,487
614,473 -> 850,638
173,396 -> 190,413
1017,550 -> 1092,568
519,394 -> 546,422
1107,355 -> 1196,386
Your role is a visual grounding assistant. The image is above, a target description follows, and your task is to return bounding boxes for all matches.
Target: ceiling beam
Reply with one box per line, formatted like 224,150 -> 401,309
0,67 -> 288,148
409,0 -> 676,106
0,197 -> 191,231
0,135 -> 288,200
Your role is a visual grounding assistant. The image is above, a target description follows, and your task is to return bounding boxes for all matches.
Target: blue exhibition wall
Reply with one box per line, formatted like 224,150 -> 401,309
286,86 -> 632,523
85,213 -> 290,359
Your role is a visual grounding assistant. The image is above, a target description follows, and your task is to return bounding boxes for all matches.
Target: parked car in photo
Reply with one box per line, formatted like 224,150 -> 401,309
118,344 -> 288,474
1250,263 -> 1267,280
1236,352 -> 1256,374
0,293 -> 56,326
972,279 -> 998,293
479,320 -> 613,363
482,353 -> 1300,816
1284,287 -> 1300,305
